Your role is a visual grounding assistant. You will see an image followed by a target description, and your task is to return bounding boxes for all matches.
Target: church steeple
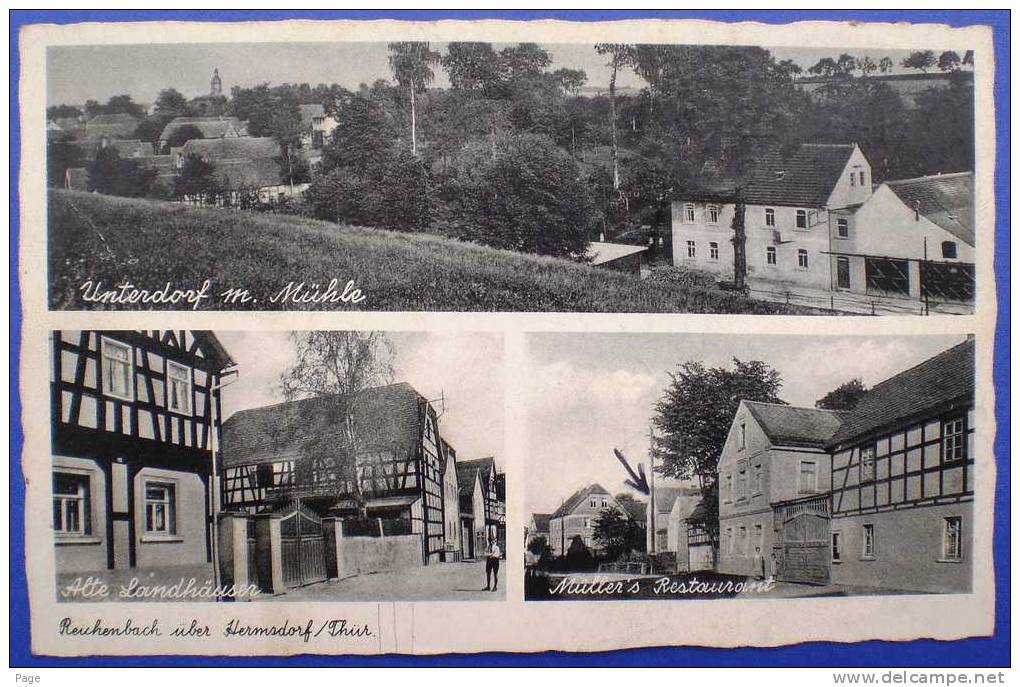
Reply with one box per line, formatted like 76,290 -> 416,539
210,68 -> 222,96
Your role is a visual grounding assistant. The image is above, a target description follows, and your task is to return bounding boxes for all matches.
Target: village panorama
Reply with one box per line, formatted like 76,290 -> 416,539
47,42 -> 976,314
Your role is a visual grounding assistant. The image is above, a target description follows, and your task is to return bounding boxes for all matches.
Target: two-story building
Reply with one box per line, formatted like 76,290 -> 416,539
50,330 -> 235,578
458,457 -> 506,555
457,461 -> 487,559
548,483 -> 635,556
220,382 -> 456,565
672,143 -> 874,292
828,172 -> 975,304
716,401 -> 847,581
827,338 -> 974,593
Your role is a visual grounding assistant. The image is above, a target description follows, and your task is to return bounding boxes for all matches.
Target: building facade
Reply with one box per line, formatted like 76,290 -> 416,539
717,401 -> 846,581
50,330 -> 235,575
548,483 -> 633,556
827,339 -> 975,593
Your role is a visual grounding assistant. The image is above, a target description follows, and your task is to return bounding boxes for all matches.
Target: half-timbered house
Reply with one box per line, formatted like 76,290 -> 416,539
827,338 -> 975,593
458,457 -> 506,555
220,382 -> 457,565
50,330 -> 235,576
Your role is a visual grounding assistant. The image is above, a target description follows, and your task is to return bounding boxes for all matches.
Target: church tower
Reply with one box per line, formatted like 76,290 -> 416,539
210,68 -> 222,96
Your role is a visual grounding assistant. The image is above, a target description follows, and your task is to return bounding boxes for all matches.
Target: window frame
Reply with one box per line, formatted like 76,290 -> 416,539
165,360 -> 193,416
709,241 -> 719,261
941,241 -> 958,259
941,416 -> 966,464
859,443 -> 877,482
765,246 -> 777,266
942,516 -> 963,561
738,421 -> 746,450
831,530 -> 842,563
764,208 -> 776,227
53,471 -> 91,537
100,336 -> 135,401
836,217 -> 850,239
143,480 -> 177,537
707,205 -> 720,225
683,203 -> 696,224
686,240 -> 697,259
797,248 -> 809,270
798,460 -> 818,494
795,209 -> 808,229
861,523 -> 875,560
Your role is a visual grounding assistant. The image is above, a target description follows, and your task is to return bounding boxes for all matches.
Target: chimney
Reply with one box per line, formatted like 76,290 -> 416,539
914,200 -> 921,221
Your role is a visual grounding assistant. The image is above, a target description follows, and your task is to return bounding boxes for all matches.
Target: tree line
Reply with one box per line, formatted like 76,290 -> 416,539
48,42 -> 975,260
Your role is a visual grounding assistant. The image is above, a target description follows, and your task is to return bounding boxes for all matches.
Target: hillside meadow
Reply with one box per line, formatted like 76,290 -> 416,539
47,190 -> 816,313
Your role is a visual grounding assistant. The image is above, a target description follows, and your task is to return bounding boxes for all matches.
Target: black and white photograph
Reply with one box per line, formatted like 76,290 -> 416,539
45,40 -> 976,314
524,333 -> 975,600
50,329 -> 506,602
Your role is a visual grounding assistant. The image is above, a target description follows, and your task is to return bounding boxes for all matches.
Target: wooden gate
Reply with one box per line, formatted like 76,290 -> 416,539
773,498 -> 830,585
279,501 -> 327,588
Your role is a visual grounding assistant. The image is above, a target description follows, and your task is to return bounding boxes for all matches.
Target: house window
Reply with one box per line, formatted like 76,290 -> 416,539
686,240 -> 697,258
942,241 -> 958,259
798,461 -> 817,493
738,422 -> 746,450
723,474 -> 732,503
53,472 -> 90,535
796,209 -> 807,229
764,208 -> 775,227
683,203 -> 696,223
942,517 -> 962,560
101,337 -> 133,400
656,530 -> 668,550
831,531 -> 842,562
797,249 -> 809,270
166,361 -> 192,415
144,482 -> 177,536
862,524 -> 875,558
766,246 -> 777,266
590,497 -> 598,508
709,242 -> 719,261
738,526 -> 748,554
942,417 -> 966,463
836,218 -> 850,239
860,444 -> 876,481
754,524 -> 764,552
707,205 -> 720,224
752,464 -> 762,494
601,498 -> 609,508
724,527 -> 733,554
737,469 -> 747,500
859,170 -> 866,186
850,172 -> 857,187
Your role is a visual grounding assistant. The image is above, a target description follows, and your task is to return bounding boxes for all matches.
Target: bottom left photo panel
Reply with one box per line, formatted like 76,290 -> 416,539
48,329 -> 507,603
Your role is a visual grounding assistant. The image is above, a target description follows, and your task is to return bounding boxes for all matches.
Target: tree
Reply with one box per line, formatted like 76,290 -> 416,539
46,133 -> 83,187
85,146 -> 155,197
594,43 -> 635,190
173,153 -> 221,204
442,42 -> 505,94
47,104 -> 82,119
856,56 -> 878,77
938,50 -> 962,73
552,68 -> 587,97
440,133 -> 599,257
164,123 -> 205,149
815,378 -> 869,411
651,358 -> 785,490
808,57 -> 839,77
902,50 -> 937,73
387,42 -> 441,156
499,43 -> 552,81
592,507 -> 644,561
527,535 -> 549,556
879,56 -> 894,74
103,94 -> 145,118
153,88 -> 192,118
279,331 -> 394,514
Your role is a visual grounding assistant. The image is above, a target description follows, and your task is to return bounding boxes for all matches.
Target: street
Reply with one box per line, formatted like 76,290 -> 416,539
265,560 -> 505,602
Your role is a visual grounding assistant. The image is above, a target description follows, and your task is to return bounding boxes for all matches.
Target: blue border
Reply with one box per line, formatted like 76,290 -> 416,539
10,9 -> 1010,668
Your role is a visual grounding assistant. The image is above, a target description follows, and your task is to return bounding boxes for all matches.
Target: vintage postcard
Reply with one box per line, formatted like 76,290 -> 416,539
14,14 -> 999,659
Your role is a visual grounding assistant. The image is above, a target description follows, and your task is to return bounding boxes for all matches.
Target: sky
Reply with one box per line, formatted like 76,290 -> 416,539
46,42 -> 920,105
524,333 -> 967,518
215,330 -> 504,469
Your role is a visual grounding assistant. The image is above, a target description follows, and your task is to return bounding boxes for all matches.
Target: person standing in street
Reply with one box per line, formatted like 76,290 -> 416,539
485,535 -> 501,592
753,546 -> 765,581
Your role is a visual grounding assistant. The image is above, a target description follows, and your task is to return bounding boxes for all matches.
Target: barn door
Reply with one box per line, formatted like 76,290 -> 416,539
865,257 -> 910,296
774,511 -> 830,585
279,501 -> 327,588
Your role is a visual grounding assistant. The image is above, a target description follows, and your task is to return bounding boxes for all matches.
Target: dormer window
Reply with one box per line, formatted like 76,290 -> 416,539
942,241 -> 958,259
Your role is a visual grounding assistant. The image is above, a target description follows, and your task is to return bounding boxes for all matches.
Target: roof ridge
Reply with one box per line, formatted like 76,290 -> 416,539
886,171 -> 973,185
224,381 -> 417,422
864,339 -> 973,396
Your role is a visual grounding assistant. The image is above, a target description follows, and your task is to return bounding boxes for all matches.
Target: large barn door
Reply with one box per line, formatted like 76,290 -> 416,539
773,498 -> 830,585
279,501 -> 327,588
920,261 -> 975,302
865,257 -> 910,296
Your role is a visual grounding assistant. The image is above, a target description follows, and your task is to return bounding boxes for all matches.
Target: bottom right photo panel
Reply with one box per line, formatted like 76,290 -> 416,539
524,332 -> 975,601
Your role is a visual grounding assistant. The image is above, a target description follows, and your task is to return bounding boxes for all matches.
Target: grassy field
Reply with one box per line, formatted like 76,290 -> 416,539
48,190 -> 816,313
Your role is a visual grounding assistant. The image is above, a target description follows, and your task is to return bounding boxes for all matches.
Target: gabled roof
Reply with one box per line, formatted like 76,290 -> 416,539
192,331 -> 235,371
652,485 -> 701,515
222,382 -> 425,469
550,483 -> 612,519
456,462 -> 482,498
299,103 -> 326,128
743,401 -> 848,448
211,158 -> 283,191
84,113 -> 140,140
885,172 -> 974,246
459,457 -> 496,485
743,143 -> 858,207
159,116 -> 244,142
828,339 -> 974,448
530,513 -> 552,533
180,136 -> 280,162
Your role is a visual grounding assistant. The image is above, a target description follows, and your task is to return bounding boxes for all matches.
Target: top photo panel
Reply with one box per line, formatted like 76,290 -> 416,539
45,39 -> 979,314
